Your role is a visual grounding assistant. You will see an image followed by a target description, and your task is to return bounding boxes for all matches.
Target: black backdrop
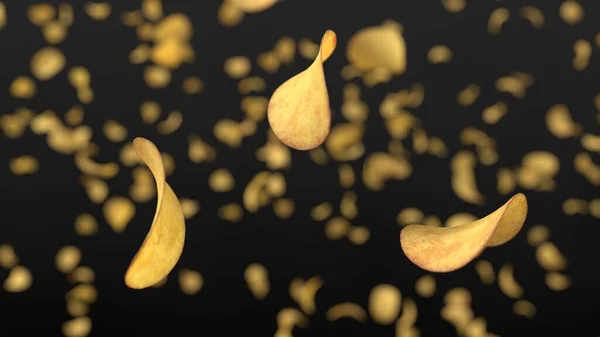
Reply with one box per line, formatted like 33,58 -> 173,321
0,0 -> 598,336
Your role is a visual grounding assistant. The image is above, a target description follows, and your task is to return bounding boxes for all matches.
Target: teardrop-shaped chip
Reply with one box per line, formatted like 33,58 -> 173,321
267,30 -> 337,150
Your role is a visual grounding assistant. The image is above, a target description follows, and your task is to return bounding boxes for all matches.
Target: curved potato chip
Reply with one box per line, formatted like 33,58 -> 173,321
326,302 -> 368,322
267,30 -> 337,150
31,47 -> 66,81
4,265 -> 32,292
400,194 -> 527,272
124,137 -> 185,289
229,0 -> 279,13
498,264 -> 523,299
347,23 -> 406,74
62,316 -> 92,337
368,284 -> 402,325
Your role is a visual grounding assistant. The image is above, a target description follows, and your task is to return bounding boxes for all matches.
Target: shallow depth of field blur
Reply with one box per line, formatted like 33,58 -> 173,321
0,1 -> 597,336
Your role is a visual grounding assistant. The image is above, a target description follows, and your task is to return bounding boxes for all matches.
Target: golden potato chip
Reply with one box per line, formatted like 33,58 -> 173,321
84,2 -> 111,21
58,3 -> 74,26
75,144 -> 120,179
66,300 -> 90,317
153,13 -> 192,42
496,168 -> 516,195
144,65 -> 171,88
273,198 -> 295,219
68,266 -> 96,284
218,203 -> 244,222
75,213 -> 98,236
28,4 -> 56,26
397,208 -> 424,226
217,0 -> 244,27
273,36 -> 295,64
124,138 -> 185,289
229,0 -> 279,13
546,104 -> 580,139
129,44 -> 150,64
545,272 -> 571,291
326,302 -> 367,322
348,226 -> 370,245
9,155 -> 39,175
498,264 -> 523,299
581,134 -> 600,153
562,198 -> 587,215
103,120 -> 127,143
243,171 -> 270,212
66,284 -> 97,303
368,284 -> 402,325
311,202 -> 332,221
520,6 -> 545,28
68,66 -> 91,89
4,265 -> 32,292
451,151 -> 485,205
209,168 -> 235,192
142,0 -> 163,21
130,167 -> 157,203
214,119 -> 244,148
31,47 -> 66,81
0,244 -> 18,269
151,39 -> 193,69
157,111 -> 182,135
527,224 -> 550,247
573,39 -> 592,71
427,45 -> 453,64
338,164 -> 355,188
289,276 -> 322,315
179,198 -> 200,219
55,246 -> 82,273
224,56 -> 251,79
10,76 -> 37,99
267,30 -> 337,150
488,8 -> 510,35
182,76 -> 204,95
589,199 -> 600,218
1,108 -> 34,139
325,123 -> 365,161
457,84 -> 480,106
178,269 -> 203,295
536,242 -> 567,271
415,274 -> 436,298
188,135 -> 217,163
513,300 -> 536,318
363,152 -> 412,191
80,176 -> 109,203
559,0 -> 584,25
340,191 -> 358,220
483,101 -> 508,124
244,263 -> 270,299
325,216 -> 351,240
62,316 -> 91,337
475,260 -> 495,285
103,197 -> 135,232
442,0 -> 465,12
277,307 -> 308,331
400,194 -> 527,272
140,101 -> 161,124
65,106 -> 84,126
347,22 -> 406,74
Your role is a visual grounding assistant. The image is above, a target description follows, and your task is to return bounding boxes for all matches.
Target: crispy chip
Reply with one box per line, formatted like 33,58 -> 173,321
326,302 -> 367,322
347,22 -> 406,74
31,47 -> 66,81
244,263 -> 270,299
498,264 -> 523,299
4,265 -> 32,292
400,194 -> 527,272
124,138 -> 185,289
368,284 -> 402,325
268,30 -> 337,150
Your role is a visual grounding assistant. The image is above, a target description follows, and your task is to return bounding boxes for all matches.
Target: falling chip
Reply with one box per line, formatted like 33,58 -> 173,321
0,244 -> 18,269
9,156 -> 39,175
498,264 -> 524,299
265,172 -> 286,198
527,224 -> 550,247
546,104 -> 581,139
10,76 -> 37,99
445,213 -> 477,228
347,22 -> 406,74
214,119 -> 244,148
340,191 -> 358,220
140,101 -> 161,124
67,300 -> 90,317
488,8 -> 510,35
55,246 -> 82,273
483,101 -> 508,124
573,39 -> 592,72
178,269 -> 203,295
65,106 -> 84,126
325,123 -> 365,161
545,272 -> 571,291
589,199 -> 600,218
497,168 -> 516,195
84,2 -> 111,21
442,0 -> 465,12
28,4 -> 55,26
229,0 -> 279,13
338,164 -> 356,188
66,284 -> 97,303
519,6 -> 545,28
289,277 -> 323,314
400,194 -> 528,272
239,78 -> 266,95
273,198 -> 295,219
513,300 -> 536,319
179,198 -> 200,219
69,66 -> 91,89
182,76 -> 204,95
103,120 -> 128,143
427,45 -> 453,64
348,226 -> 370,245
277,307 -> 308,331
142,0 -> 163,21
224,56 -> 251,79
4,266 -> 32,292
451,151 -> 485,205
244,263 -> 270,299
130,167 -> 157,203
326,302 -> 368,322
0,108 -> 34,139
68,266 -> 96,284
124,138 -> 185,289
243,171 -> 271,212
218,1 -> 244,27
273,36 -> 296,64
562,198 -> 587,215
31,47 -> 66,81
144,65 -> 172,88
457,84 -> 480,106
368,284 -> 402,325
536,242 -> 568,271
581,134 -> 600,153
311,202 -> 332,221
103,197 -> 135,233
62,316 -> 92,337
397,208 -> 424,226
267,30 -> 337,150
559,0 -> 584,25
188,135 -> 217,163
75,144 -> 120,179
218,203 -> 244,222
257,51 -> 281,74
325,216 -> 351,240
415,274 -> 436,298
80,176 -> 109,204
475,260 -> 495,285
396,297 -> 419,332
209,168 -> 235,192
362,152 -> 412,191
157,111 -> 183,135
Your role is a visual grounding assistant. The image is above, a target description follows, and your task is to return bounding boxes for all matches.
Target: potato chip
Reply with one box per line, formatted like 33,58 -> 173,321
10,76 -> 37,99
9,155 -> 39,175
103,197 -> 135,232
0,244 -> 19,269
545,272 -> 571,291
498,264 -> 523,299
124,138 -> 185,289
229,0 -> 279,13
84,2 -> 111,21
218,1 -> 244,27
451,151 -> 485,205
363,153 -> 412,191
151,38 -> 193,69
325,216 -> 351,240
289,276 -> 322,314
347,22 -> 406,74
340,191 -> 358,220
311,202 -> 332,222
488,8 -> 510,35
397,208 -> 424,226
536,242 -> 567,271
277,308 -> 307,330
273,36 -> 295,64
244,263 -> 270,299
66,300 -> 90,317
267,30 -> 337,150
80,176 -> 109,203
182,76 -> 204,95
224,56 -> 251,79
68,266 -> 95,284
142,0 -> 163,21
442,0 -> 465,13
273,199 -> 295,219
415,274 -> 436,298
457,84 -> 480,106
573,39 -> 592,71
546,104 -> 580,139
368,284 -> 402,325
62,316 -> 91,337
178,269 -> 203,295
559,0 -> 583,25
4,265 -> 32,292
326,303 -> 367,322
218,203 -> 244,222
427,45 -> 453,64
55,246 -> 82,273
179,198 -> 200,219
75,144 -> 119,179
475,260 -> 495,285
348,226 -> 370,245
325,123 -> 365,161
31,47 -> 66,81
103,120 -> 127,143
513,300 -> 536,318
144,65 -> 171,88
483,101 -> 508,124
520,6 -> 545,28
400,194 -> 527,272
74,213 -> 98,236
157,111 -> 182,135
338,164 -> 355,188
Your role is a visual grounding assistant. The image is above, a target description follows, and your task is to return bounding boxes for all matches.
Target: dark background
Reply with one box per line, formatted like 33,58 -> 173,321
0,0 -> 598,336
